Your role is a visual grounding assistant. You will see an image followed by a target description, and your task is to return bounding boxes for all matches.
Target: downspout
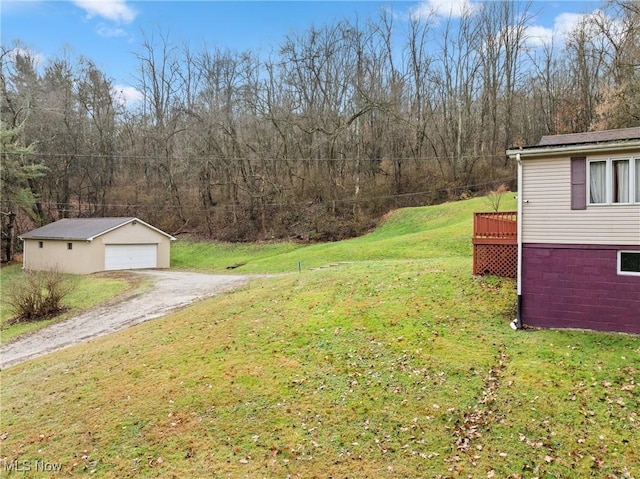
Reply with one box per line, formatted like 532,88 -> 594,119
511,153 -> 524,330
21,238 -> 26,270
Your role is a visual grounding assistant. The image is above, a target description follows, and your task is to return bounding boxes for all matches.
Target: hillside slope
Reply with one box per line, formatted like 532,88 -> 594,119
172,194 -> 517,273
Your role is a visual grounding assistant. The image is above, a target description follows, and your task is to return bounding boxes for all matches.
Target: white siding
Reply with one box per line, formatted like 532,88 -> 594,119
521,156 -> 640,245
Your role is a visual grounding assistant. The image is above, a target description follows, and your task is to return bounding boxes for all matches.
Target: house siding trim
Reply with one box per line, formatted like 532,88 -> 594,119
521,243 -> 640,334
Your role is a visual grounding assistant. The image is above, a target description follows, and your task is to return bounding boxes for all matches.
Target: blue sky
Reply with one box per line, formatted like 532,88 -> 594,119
2,0 -> 602,103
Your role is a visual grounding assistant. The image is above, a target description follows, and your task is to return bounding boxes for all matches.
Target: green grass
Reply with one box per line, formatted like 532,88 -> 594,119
1,194 -> 638,478
172,195 -> 510,274
171,240 -> 303,273
0,267 -> 146,344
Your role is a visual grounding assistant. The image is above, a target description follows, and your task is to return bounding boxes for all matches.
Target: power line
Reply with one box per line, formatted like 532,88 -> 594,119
5,151 -> 510,163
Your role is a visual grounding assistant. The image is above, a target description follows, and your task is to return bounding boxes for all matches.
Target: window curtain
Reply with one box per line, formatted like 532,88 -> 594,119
612,160 -> 629,203
589,161 -> 606,203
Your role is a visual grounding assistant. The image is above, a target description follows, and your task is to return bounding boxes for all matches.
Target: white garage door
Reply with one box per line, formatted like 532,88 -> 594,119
105,244 -> 158,270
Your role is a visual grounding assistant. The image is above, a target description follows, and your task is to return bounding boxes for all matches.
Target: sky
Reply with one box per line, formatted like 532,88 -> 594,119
1,0 -> 604,105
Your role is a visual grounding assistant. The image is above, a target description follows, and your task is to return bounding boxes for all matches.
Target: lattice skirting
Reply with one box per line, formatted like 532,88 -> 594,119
473,243 -> 517,278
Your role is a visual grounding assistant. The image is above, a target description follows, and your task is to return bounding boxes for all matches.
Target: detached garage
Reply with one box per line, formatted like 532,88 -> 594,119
20,217 -> 176,274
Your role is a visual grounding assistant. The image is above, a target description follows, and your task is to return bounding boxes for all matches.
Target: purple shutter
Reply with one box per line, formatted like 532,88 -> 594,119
571,157 -> 587,210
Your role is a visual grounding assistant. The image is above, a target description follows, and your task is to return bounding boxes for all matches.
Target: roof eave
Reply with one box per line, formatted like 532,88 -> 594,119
507,140 -> 640,159
20,236 -> 91,241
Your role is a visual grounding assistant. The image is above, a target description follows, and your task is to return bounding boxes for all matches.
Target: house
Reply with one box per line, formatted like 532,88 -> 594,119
20,217 -> 176,274
506,127 -> 640,334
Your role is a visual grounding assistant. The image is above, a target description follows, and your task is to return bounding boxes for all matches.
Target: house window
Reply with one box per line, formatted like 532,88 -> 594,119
39,241 -> 43,248
589,160 -> 606,203
612,159 -> 629,203
67,242 -> 73,250
618,251 -> 640,276
588,157 -> 639,205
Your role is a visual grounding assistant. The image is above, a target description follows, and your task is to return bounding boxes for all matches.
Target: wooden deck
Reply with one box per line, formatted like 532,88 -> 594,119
472,211 -> 517,277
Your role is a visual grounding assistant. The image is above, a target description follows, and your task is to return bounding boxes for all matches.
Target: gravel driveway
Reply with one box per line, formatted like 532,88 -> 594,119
0,270 -> 252,369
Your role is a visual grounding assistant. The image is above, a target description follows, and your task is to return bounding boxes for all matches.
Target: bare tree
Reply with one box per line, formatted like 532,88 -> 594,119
591,1 -> 640,128
76,59 -> 121,216
134,30 -> 190,230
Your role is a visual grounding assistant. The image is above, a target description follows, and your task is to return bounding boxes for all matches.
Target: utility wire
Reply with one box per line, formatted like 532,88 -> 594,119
5,151 -> 510,163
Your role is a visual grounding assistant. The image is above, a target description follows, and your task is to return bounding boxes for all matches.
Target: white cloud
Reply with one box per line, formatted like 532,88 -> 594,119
411,0 -> 478,20
553,12 -> 588,39
73,0 -> 137,24
113,85 -> 143,107
524,25 -> 554,47
96,24 -> 127,38
524,11 -> 607,48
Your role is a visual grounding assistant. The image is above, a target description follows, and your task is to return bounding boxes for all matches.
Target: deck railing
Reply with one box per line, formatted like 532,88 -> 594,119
472,211 -> 518,277
473,211 -> 517,243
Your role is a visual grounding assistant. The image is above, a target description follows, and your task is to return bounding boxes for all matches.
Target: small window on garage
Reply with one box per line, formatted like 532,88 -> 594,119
67,242 -> 73,250
618,251 -> 640,276
39,241 -> 43,248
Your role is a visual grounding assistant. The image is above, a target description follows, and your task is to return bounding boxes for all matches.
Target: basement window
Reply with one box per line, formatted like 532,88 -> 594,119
618,251 -> 640,276
67,242 -> 73,250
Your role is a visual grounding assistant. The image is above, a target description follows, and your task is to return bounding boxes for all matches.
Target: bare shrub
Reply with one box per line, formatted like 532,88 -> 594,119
5,269 -> 75,322
485,183 -> 510,212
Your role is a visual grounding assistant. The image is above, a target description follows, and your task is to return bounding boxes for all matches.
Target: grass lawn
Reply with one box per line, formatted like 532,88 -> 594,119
171,194 -> 498,274
1,195 -> 638,478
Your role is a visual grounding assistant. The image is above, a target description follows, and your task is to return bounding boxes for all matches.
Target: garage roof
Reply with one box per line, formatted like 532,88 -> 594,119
20,217 -> 176,241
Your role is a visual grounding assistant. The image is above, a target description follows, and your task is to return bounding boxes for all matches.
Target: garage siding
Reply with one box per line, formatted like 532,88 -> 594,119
23,239 -> 99,275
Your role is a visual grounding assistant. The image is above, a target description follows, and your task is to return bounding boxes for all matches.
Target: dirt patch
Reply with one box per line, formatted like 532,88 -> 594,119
0,270 -> 253,369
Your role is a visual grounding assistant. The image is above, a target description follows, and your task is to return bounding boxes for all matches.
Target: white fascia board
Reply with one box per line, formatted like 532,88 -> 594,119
507,140 -> 640,160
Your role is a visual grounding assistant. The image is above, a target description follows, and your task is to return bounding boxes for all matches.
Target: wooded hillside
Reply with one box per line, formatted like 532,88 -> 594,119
1,0 -> 638,253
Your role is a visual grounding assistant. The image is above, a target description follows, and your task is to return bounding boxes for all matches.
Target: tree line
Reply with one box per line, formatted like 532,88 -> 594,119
1,0 -> 639,260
